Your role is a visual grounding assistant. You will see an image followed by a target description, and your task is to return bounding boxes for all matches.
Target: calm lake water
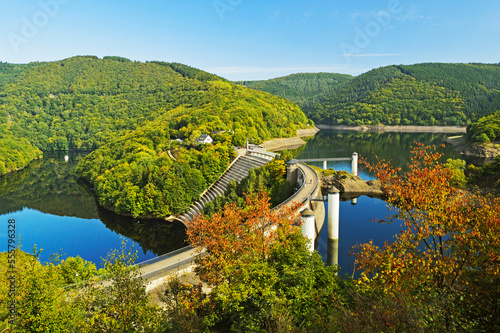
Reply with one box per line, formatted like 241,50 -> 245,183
296,130 -> 480,277
0,131 -> 477,271
0,152 -> 187,267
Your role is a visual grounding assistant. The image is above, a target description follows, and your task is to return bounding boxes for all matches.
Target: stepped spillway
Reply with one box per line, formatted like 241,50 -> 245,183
176,155 -> 269,224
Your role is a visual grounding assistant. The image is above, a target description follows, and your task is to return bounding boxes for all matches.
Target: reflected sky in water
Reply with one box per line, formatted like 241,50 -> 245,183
298,130 -> 467,276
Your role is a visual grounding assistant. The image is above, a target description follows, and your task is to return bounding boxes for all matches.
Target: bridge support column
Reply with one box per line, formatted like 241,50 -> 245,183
327,187 -> 340,268
323,160 -> 327,170
301,209 -> 315,252
352,152 -> 358,176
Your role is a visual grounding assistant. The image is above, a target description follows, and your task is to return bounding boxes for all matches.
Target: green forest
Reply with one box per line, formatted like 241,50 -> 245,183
467,110 -> 500,142
0,133 -> 42,176
243,63 -> 500,127
77,119 -> 237,218
236,72 -> 353,114
0,56 -> 311,216
0,56 -> 310,175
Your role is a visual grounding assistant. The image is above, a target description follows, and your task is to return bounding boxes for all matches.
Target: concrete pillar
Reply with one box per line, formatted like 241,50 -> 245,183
301,209 -> 315,252
352,152 -> 358,176
323,160 -> 327,170
327,187 -> 340,268
327,187 -> 340,241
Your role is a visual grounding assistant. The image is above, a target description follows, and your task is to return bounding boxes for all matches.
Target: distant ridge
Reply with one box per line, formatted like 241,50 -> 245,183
239,63 -> 500,127
236,72 -> 354,115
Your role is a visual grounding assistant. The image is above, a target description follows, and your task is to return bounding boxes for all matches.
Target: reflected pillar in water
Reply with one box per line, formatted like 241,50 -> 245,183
328,238 -> 339,267
301,209 -> 315,252
352,152 -> 358,176
327,187 -> 340,266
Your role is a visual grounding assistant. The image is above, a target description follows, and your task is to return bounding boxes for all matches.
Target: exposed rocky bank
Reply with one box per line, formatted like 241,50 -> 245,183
261,127 -> 320,151
317,124 -> 467,133
446,136 -> 500,159
320,171 -> 384,199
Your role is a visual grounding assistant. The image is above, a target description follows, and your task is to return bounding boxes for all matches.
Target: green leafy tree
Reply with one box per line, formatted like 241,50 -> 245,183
72,241 -> 166,332
56,256 -> 107,285
0,248 -> 83,332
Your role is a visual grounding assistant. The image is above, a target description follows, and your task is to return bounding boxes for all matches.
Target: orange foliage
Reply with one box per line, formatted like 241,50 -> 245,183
186,192 -> 302,286
355,143 -> 500,299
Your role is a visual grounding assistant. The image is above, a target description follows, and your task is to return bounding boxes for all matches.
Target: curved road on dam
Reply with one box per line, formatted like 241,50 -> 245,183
138,161 -> 320,288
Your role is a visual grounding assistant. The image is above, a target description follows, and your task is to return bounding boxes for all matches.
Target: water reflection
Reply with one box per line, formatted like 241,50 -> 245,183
299,130 -> 487,170
97,206 -> 187,256
0,152 -> 99,219
301,130 -> 471,277
0,151 -> 187,266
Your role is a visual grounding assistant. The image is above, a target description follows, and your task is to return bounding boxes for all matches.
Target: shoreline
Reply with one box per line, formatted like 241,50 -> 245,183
261,127 -> 320,151
316,124 -> 467,133
260,125 -> 470,152
446,136 -> 500,159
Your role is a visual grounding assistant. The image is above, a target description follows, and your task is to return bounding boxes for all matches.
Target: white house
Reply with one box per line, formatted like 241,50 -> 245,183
195,134 -> 213,144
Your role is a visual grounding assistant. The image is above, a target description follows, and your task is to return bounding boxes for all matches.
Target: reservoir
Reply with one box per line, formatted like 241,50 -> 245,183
0,152 -> 187,267
0,131 -> 479,271
296,130 -> 481,277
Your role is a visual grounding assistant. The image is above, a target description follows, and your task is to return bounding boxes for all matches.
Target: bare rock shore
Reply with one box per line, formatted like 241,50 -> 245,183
261,127 -> 320,151
321,172 -> 384,199
446,136 -> 500,159
317,124 -> 467,133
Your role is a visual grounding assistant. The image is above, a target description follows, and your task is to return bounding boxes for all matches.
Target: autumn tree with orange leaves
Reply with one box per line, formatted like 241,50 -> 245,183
355,143 -> 500,331
172,192 -> 341,332
186,192 -> 301,286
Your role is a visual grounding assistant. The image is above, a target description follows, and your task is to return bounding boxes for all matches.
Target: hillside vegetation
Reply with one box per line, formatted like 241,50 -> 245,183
77,119 -> 236,217
467,110 -> 500,143
314,63 -> 500,126
236,72 -> 353,114
243,63 -> 500,127
0,56 -> 310,216
0,133 -> 42,175
0,56 -> 309,152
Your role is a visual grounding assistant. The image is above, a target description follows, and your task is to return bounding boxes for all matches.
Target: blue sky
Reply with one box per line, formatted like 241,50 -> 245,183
1,0 -> 499,80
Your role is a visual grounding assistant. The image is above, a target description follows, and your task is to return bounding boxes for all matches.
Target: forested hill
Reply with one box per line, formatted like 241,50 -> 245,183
311,63 -> 500,126
236,72 -> 353,114
241,63 -> 500,127
0,56 -> 310,175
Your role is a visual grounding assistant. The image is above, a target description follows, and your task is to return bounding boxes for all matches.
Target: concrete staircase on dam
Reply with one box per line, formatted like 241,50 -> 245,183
177,155 -> 269,224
